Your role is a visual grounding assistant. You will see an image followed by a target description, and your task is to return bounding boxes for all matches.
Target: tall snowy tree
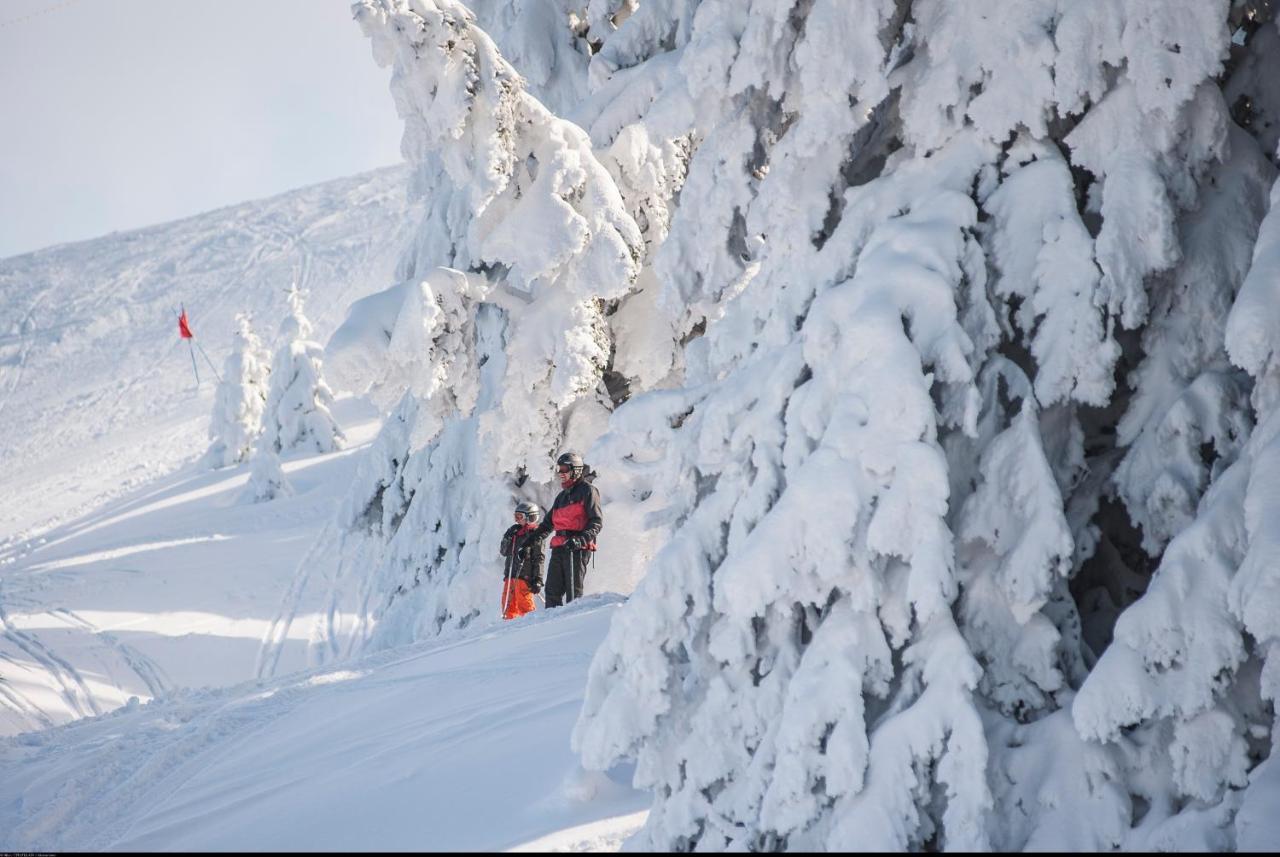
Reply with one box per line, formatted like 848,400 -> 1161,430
258,0 -> 643,669
1072,168 -> 1280,851
260,284 -> 346,456
572,0 -> 1280,850
205,313 -> 271,469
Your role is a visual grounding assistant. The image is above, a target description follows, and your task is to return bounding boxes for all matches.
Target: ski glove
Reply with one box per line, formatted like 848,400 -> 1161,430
516,545 -> 530,561
526,578 -> 542,594
565,535 -> 586,550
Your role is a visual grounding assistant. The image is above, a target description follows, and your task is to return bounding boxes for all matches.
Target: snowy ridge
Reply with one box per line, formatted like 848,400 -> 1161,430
0,164 -> 419,541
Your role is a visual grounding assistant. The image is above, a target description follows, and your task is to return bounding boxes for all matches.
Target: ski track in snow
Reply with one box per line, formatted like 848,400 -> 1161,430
0,586 -> 102,723
0,290 -> 50,424
50,608 -> 172,699
0,418 -> 381,737
507,810 -> 649,852
0,166 -> 421,737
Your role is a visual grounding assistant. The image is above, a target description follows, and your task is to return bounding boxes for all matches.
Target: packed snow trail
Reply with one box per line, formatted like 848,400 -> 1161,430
0,597 -> 649,852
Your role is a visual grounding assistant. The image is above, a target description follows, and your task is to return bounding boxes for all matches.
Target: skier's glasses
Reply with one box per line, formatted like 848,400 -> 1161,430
556,466 -> 573,475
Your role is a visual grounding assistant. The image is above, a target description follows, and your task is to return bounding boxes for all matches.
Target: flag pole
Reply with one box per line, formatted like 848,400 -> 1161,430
176,304 -> 222,385
187,338 -> 200,385
179,304 -> 199,386
194,340 -> 223,384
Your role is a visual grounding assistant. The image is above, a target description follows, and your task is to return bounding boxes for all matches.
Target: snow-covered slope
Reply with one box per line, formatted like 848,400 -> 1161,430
0,595 -> 647,852
0,398 -> 381,736
0,165 -> 419,541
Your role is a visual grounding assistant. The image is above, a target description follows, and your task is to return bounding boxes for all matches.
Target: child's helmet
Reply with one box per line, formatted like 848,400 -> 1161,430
515,500 -> 541,522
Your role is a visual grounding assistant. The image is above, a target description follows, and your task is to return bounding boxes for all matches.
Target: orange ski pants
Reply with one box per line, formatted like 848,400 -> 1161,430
502,578 -> 535,620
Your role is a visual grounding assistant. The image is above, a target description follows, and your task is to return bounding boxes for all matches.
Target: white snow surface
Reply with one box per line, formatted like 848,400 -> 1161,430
0,588 -> 646,851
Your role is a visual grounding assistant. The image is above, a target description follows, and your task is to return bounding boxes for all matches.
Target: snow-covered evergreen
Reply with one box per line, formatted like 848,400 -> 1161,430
239,444 -> 293,504
257,0 -> 644,667
260,284 -> 346,457
205,313 -> 271,469
567,0 -> 1276,849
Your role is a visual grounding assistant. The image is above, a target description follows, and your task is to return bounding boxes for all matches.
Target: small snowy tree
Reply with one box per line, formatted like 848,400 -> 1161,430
260,284 -> 346,456
239,444 -> 292,504
205,313 -> 271,468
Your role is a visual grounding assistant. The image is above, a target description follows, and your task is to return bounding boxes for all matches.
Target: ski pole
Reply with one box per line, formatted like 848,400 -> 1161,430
500,539 -> 514,619
570,546 -> 578,604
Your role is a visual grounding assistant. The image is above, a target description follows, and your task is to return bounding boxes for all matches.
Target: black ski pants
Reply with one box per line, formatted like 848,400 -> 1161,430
545,547 -> 586,608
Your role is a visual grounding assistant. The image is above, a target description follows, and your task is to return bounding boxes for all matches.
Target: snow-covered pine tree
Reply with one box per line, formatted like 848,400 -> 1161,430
1071,165 -> 1280,850
574,0 -> 1277,850
239,444 -> 292,504
260,284 -> 346,456
255,0 -> 645,669
205,313 -> 271,469
463,0 -> 591,117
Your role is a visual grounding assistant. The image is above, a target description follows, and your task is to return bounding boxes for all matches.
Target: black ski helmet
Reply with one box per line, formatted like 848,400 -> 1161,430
514,500 -> 541,522
555,451 -> 585,480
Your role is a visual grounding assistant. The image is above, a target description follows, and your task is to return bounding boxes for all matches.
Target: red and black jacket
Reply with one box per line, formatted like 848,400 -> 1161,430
534,479 -> 602,550
499,523 -> 546,584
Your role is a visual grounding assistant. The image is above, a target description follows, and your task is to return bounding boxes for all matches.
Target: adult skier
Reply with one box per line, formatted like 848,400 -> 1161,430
498,501 -> 545,620
533,452 -> 602,607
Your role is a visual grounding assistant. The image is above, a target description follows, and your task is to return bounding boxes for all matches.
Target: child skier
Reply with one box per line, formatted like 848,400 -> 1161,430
499,501 -> 546,620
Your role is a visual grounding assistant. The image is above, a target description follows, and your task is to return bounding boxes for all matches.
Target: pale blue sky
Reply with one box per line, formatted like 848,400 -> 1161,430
0,0 -> 404,259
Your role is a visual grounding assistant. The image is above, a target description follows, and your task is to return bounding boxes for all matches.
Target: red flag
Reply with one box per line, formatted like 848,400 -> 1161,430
178,309 -> 193,339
